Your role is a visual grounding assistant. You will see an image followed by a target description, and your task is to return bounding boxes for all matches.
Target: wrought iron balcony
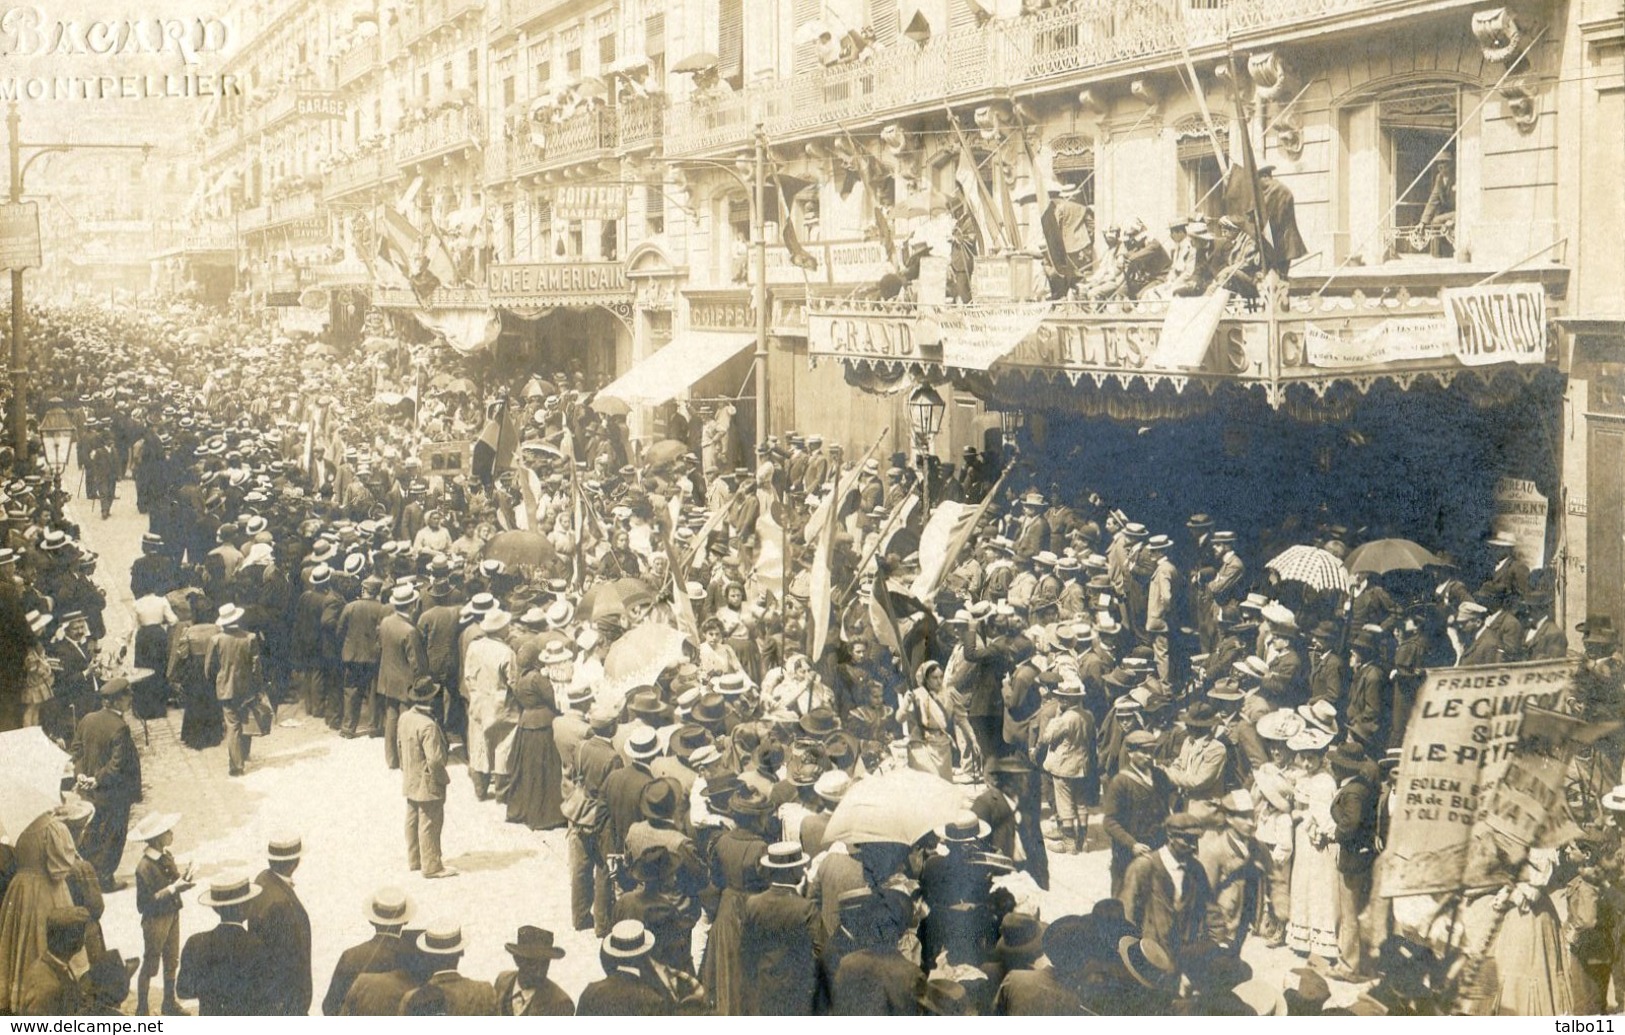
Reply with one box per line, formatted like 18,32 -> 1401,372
618,96 -> 666,153
510,107 -> 619,177
667,0 -> 1435,155
324,151 -> 393,200
337,38 -> 379,86
267,187 -> 321,225
395,106 -> 486,167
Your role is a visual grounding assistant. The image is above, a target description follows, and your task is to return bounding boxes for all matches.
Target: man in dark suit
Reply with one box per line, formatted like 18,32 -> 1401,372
829,891 -> 922,1015
336,575 -> 390,738
569,709 -> 624,934
576,920 -> 674,1015
971,756 -> 1050,889
246,833 -> 312,1015
1305,622 -> 1349,707
1345,631 -> 1389,749
17,907 -> 90,1015
1328,744 -> 1379,981
493,926 -> 573,1016
1119,812 -> 1213,963
418,924 -> 497,1015
177,872 -> 272,1015
130,534 -> 182,599
1478,532 -> 1531,603
323,886 -> 416,1015
1100,731 -> 1174,896
290,563 -> 343,725
1523,587 -> 1568,660
376,585 -> 428,769
72,677 -> 142,891
603,727 -> 660,858
399,678 -> 455,878
740,843 -> 827,1015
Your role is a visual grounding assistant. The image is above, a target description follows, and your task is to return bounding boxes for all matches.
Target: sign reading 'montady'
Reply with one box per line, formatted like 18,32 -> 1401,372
1443,283 -> 1547,366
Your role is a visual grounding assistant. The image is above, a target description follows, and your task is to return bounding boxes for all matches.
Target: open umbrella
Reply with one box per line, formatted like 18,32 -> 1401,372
0,728 -> 70,841
522,377 -> 558,399
604,622 -> 690,687
672,51 -> 721,74
1344,538 -> 1444,575
591,394 -> 631,417
823,768 -> 970,846
481,529 -> 556,568
361,335 -> 398,355
1265,544 -> 1351,593
579,576 -> 654,622
643,439 -> 690,468
304,342 -> 336,359
438,377 -> 477,397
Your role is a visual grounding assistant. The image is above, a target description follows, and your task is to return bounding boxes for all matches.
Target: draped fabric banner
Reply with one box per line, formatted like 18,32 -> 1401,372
412,308 -> 503,355
1376,658 -> 1579,897
1149,290 -> 1229,369
1304,318 -> 1452,368
929,302 -> 1051,371
1442,283 -> 1547,367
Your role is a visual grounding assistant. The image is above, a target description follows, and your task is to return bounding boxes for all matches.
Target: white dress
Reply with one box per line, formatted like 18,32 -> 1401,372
1286,769 -> 1341,958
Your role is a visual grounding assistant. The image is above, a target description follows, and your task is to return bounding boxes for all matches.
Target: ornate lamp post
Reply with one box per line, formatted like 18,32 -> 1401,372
39,407 -> 74,487
907,382 -> 945,518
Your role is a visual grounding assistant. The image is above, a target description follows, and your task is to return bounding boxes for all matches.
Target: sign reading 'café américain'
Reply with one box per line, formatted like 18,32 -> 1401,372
487,262 -> 631,305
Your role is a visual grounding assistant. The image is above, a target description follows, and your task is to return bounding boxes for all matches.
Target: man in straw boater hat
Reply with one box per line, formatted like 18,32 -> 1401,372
494,925 -> 573,1016
322,886 -> 416,1015
418,920 -> 497,1015
740,841 -> 824,1016
399,676 -> 457,879
246,832 -> 312,1015
377,582 -> 429,770
129,812 -> 192,1016
206,602 -> 261,777
176,868 -> 272,1015
576,919 -> 673,1015
72,674 -> 142,892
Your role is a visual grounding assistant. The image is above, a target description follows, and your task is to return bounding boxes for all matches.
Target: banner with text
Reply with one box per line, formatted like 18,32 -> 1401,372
1376,658 -> 1578,898
1304,317 -> 1453,368
1442,283 -> 1548,367
1492,477 -> 1549,569
930,303 -> 1051,371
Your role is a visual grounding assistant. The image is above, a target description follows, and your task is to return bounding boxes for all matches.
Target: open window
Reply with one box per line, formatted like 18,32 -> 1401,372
1175,116 -> 1227,220
1381,83 -> 1458,259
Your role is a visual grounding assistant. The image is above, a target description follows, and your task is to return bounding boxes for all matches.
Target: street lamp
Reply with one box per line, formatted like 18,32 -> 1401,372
908,382 -> 945,517
39,407 -> 74,482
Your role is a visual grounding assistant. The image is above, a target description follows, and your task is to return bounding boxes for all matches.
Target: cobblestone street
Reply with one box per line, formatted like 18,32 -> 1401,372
60,462 -> 1362,1013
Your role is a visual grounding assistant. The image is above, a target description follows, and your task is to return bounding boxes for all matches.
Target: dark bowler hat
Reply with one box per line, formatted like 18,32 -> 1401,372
505,925 -> 566,960
798,707 -> 840,738
638,779 -> 679,821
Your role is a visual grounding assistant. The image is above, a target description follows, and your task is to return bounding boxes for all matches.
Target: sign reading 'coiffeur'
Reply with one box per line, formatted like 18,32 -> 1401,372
487,262 -> 630,302
552,184 -> 625,221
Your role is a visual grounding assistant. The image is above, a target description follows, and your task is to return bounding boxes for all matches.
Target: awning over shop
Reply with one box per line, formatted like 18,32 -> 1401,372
594,331 -> 755,412
413,308 -> 502,355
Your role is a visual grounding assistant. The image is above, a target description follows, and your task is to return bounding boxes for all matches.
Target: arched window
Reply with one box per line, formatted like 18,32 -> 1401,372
1174,115 -> 1228,219
1379,83 -> 1459,258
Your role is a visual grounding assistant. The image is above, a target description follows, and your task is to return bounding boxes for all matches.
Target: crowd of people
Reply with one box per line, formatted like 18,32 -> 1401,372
0,295 -> 1622,1017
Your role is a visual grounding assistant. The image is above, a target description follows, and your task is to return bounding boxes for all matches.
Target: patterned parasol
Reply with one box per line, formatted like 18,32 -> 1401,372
1265,544 -> 1351,592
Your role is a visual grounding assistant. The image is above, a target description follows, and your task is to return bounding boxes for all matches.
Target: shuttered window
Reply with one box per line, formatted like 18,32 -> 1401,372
646,12 -> 665,56
793,0 -> 820,73
868,0 -> 900,46
719,0 -> 744,85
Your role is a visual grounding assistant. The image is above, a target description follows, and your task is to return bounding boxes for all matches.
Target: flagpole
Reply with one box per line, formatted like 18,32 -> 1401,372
835,490 -> 917,609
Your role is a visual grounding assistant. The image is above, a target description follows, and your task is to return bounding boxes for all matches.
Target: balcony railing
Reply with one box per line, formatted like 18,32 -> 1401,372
267,188 -> 321,225
324,150 -> 392,199
260,86 -> 299,130
484,135 -> 511,183
337,38 -> 378,85
511,107 -> 619,177
395,106 -> 486,167
668,0 -> 1428,154
618,96 -> 666,153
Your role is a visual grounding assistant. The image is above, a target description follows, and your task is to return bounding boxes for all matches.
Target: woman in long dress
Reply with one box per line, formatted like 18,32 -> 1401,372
1490,846 -> 1573,1015
899,661 -> 955,779
169,601 -> 222,749
1285,729 -> 1340,962
0,812 -> 81,1013
502,655 -> 566,831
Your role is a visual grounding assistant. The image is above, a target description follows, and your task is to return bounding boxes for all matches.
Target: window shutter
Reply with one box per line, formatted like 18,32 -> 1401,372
868,0 -> 900,46
793,0 -> 820,73
599,33 -> 616,66
646,12 -> 665,56
718,0 -> 744,85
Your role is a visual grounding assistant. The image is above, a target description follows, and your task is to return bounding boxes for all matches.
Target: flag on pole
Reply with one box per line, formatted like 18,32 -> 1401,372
471,399 -> 520,488
910,468 -> 1009,603
752,487 -> 787,599
808,472 -> 842,662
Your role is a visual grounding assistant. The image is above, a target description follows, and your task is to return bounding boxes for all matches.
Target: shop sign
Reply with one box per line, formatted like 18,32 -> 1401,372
288,216 -> 328,242
1376,659 -> 1579,898
297,91 -> 347,119
808,312 -> 922,360
771,295 -> 807,336
1492,477 -> 1548,569
689,295 -> 756,331
1443,283 -> 1547,366
487,262 -> 630,303
0,202 -> 41,271
925,303 -> 1050,371
552,184 -> 625,221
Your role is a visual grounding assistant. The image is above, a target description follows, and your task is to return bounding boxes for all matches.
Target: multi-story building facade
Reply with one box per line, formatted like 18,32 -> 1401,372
188,0 -> 1624,628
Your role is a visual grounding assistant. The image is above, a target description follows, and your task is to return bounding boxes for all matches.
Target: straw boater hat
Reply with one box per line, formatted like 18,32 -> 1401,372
364,886 -> 415,927
1255,709 -> 1306,742
761,841 -> 811,870
602,920 -> 656,960
418,922 -> 469,956
1599,784 -> 1625,812
200,870 -> 263,909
